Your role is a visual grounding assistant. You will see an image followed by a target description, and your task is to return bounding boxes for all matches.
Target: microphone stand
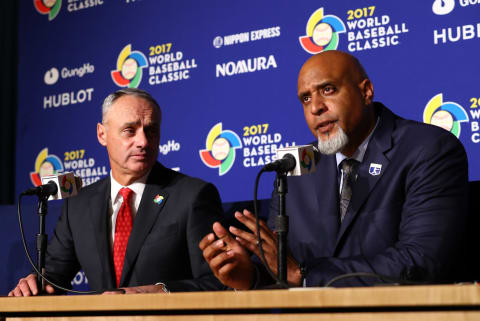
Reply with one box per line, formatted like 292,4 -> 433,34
275,173 -> 288,286
36,195 -> 49,293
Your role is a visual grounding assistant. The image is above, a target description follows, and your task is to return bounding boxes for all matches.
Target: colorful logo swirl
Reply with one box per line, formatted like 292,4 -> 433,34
153,194 -> 164,204
34,0 -> 62,21
424,93 -> 468,138
30,148 -> 64,186
60,175 -> 74,195
111,44 -> 148,88
300,148 -> 313,171
299,8 -> 346,54
199,123 -> 242,176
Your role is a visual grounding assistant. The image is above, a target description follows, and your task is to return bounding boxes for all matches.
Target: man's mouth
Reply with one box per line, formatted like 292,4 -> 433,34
131,153 -> 148,160
316,120 -> 336,135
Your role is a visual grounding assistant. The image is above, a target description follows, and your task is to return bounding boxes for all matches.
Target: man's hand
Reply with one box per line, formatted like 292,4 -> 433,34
230,209 -> 302,287
102,284 -> 167,295
8,273 -> 56,296
199,221 -> 254,290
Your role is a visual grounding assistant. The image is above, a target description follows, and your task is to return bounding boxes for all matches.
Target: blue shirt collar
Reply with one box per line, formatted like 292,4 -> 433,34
336,117 -> 379,168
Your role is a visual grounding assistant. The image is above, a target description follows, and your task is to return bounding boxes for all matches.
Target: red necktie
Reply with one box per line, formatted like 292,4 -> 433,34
113,187 -> 133,287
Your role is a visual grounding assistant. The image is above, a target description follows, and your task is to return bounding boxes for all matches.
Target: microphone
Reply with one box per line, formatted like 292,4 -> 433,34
263,145 -> 316,176
263,154 -> 296,173
22,181 -> 58,197
22,172 -> 82,200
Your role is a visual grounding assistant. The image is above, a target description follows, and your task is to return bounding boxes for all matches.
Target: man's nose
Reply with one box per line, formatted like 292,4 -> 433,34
310,93 -> 326,115
135,130 -> 148,148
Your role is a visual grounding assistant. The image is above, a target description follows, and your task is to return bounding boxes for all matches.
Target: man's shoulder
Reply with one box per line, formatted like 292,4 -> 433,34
149,163 -> 214,192
379,103 -> 464,149
61,176 -> 109,211
75,176 -> 109,199
394,117 -> 463,150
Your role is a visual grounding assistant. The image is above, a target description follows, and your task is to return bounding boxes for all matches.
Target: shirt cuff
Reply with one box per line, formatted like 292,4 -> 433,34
154,282 -> 170,293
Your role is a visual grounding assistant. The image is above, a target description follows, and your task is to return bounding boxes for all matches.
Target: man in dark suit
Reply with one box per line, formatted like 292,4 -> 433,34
200,50 -> 468,289
9,88 -> 223,295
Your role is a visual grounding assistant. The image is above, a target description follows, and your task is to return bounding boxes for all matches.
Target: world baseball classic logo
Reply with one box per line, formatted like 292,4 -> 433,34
299,8 -> 346,54
199,123 -> 242,176
111,44 -> 148,88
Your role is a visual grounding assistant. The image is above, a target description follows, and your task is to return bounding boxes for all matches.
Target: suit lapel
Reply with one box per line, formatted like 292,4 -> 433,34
88,178 -> 116,288
311,151 -> 340,256
335,105 -> 394,249
120,163 -> 169,286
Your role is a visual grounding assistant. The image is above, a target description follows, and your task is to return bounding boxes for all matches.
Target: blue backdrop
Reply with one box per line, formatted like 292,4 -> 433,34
1,0 -> 478,294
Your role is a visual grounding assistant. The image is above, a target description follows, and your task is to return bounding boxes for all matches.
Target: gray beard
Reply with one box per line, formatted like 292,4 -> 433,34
317,126 -> 349,155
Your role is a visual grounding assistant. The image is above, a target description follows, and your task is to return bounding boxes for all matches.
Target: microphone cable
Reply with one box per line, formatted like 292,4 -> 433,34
253,169 -> 289,288
324,271 -> 424,288
16,194 -> 99,295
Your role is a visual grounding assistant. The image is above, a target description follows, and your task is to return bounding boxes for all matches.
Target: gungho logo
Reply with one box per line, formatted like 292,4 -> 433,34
34,0 -> 62,21
30,148 -> 64,186
199,123 -> 242,176
111,44 -> 148,88
299,8 -> 346,54
432,0 -> 455,15
424,93 -> 469,138
44,67 -> 59,85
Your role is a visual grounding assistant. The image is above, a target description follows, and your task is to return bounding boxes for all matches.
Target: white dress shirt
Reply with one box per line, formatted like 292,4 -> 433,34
108,170 -> 150,249
335,118 -> 379,193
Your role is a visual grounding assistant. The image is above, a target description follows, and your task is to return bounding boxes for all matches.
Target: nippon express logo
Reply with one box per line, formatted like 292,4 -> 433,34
199,123 -> 242,176
111,44 -> 148,88
212,26 -> 281,48
34,0 -> 61,21
423,93 -> 468,138
30,148 -> 64,186
299,8 -> 346,54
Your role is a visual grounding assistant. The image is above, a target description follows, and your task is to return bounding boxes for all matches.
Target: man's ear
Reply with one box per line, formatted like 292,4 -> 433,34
97,123 -> 107,146
360,79 -> 374,106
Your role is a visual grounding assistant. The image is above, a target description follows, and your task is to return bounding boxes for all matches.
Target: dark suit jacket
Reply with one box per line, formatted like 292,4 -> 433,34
45,162 -> 224,292
268,103 -> 468,287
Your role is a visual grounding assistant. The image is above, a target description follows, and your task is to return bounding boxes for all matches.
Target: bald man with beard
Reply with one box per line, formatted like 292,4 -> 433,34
200,50 -> 468,289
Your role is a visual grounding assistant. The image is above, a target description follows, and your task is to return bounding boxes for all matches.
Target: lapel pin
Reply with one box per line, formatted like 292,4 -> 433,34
369,163 -> 382,176
153,194 -> 164,204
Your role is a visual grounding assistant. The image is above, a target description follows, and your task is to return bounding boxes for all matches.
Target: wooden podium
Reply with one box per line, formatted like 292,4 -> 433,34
1,284 -> 480,320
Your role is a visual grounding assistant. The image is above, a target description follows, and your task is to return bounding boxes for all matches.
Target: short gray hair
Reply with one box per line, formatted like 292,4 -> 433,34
101,88 -> 162,123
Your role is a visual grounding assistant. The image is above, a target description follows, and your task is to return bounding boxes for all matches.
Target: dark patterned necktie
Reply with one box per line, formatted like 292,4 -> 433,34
339,159 -> 358,223
113,187 -> 133,287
